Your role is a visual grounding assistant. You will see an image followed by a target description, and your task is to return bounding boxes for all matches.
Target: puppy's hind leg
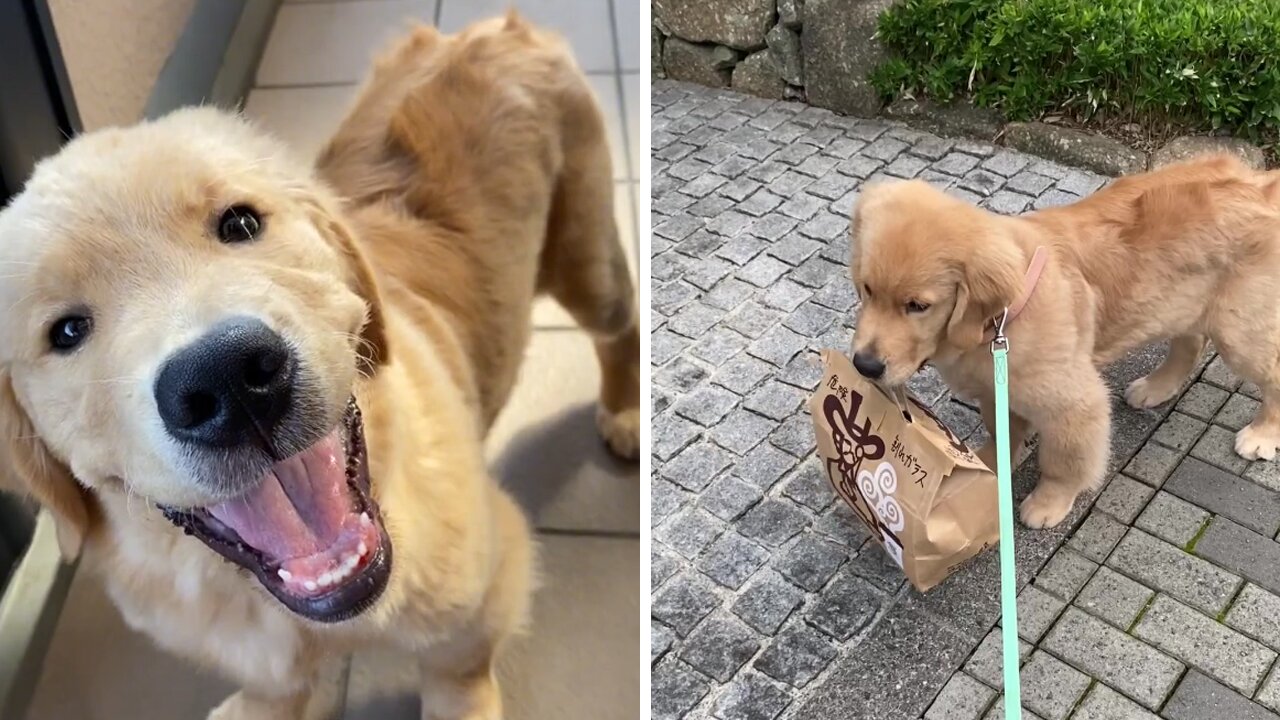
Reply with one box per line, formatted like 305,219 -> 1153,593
538,93 -> 640,460
1125,334 -> 1207,409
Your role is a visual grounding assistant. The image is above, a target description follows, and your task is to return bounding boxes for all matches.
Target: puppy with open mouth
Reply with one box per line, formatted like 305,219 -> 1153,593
0,14 -> 638,719
849,153 -> 1280,529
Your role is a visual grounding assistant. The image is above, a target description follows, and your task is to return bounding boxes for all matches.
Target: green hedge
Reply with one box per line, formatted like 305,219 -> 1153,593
871,0 -> 1280,137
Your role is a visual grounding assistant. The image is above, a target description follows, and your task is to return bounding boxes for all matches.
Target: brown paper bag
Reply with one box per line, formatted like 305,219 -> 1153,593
810,350 -> 999,591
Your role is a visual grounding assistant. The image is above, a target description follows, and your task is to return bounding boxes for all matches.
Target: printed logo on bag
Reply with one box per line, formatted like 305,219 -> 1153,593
910,399 -> 978,463
822,375 -> 906,567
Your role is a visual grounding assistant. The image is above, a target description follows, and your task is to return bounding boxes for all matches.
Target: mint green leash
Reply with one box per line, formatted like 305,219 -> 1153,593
992,309 -> 1022,719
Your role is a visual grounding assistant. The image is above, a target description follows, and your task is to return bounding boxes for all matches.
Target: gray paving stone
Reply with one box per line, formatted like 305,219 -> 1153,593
733,443 -> 801,490
1134,594 -> 1276,695
653,543 -> 682,590
753,622 -> 838,689
654,412 -> 701,462
1107,528 -> 1241,615
774,532 -> 848,592
791,603 -> 975,720
1041,607 -> 1184,709
736,499 -> 811,548
673,385 -> 740,426
780,460 -> 835,512
1258,667 -> 1280,716
736,254 -> 791,288
982,698 -> 1045,720
964,629 -> 1032,689
812,503 -> 873,548
805,570 -> 885,641
712,354 -> 772,395
1203,355 -> 1244,390
934,152 -> 982,176
981,151 -> 1032,177
1176,382 -> 1231,420
1033,189 -> 1080,210
760,278 -> 814,312
1162,670 -> 1280,720
1218,394 -> 1263,432
731,569 -> 804,637
1094,475 -> 1155,524
712,673 -> 791,720
1248,460 -> 1280,493
1007,584 -> 1067,644
848,544 -> 908,594
1019,650 -> 1091,720
742,381 -> 804,422
1134,490 -> 1209,547
1226,584 -> 1280,650
746,324 -> 806,367
1124,441 -> 1183,487
653,480 -> 691,528
984,190 -> 1033,215
924,673 -> 995,720
1067,510 -> 1129,563
678,613 -> 763,683
1071,683 -> 1159,720
707,408 -> 777,455
653,621 -> 675,665
769,414 -> 816,457
1191,423 -> 1251,474
1196,517 -> 1280,598
653,572 -> 722,637
661,508 -> 729,560
698,532 -> 771,590
667,303 -> 725,340
1034,548 -> 1099,601
1152,411 -> 1208,452
652,658 -> 712,720
699,475 -> 765,522
662,441 -> 735,492
1005,171 -> 1055,196
1074,565 -> 1154,630
1166,456 -> 1280,536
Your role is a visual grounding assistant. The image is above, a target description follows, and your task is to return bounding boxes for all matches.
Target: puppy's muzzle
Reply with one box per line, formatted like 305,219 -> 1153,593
154,316 -> 295,450
852,350 -> 886,380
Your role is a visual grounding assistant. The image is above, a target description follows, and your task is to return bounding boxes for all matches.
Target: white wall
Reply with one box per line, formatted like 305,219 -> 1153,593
48,0 -> 200,130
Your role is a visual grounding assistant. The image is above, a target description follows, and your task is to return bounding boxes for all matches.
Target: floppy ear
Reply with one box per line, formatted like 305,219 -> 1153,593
945,238 -> 1025,349
0,370 -> 94,561
304,196 -> 389,377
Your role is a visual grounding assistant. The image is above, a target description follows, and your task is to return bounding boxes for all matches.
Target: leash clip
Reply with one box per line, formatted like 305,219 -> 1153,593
991,307 -> 1010,354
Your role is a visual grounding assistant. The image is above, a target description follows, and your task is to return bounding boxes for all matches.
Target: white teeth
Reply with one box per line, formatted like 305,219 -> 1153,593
358,542 -> 368,557
360,512 -> 373,527
304,580 -> 318,592
320,572 -> 335,587
278,569 -> 293,582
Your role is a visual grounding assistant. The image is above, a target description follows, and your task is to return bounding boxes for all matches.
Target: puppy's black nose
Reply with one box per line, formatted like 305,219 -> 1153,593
852,351 -> 886,380
155,317 -> 295,449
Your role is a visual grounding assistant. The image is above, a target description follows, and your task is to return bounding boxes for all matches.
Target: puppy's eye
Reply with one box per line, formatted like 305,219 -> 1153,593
49,315 -> 92,352
906,300 -> 931,314
216,205 -> 262,243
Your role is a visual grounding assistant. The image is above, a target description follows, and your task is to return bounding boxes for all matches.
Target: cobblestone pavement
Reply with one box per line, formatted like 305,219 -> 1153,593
650,79 -> 1280,720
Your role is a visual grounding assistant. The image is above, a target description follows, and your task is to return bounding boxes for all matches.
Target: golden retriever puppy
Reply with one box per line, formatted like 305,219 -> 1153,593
849,154 -> 1280,529
0,15 -> 638,720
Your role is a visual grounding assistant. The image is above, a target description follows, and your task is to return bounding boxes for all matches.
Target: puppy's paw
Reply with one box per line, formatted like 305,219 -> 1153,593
1019,486 -> 1076,529
1236,423 -> 1280,461
597,406 -> 640,461
1125,376 -> 1180,409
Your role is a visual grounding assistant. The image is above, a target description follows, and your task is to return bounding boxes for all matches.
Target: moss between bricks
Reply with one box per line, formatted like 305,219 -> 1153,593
1184,515 -> 1214,554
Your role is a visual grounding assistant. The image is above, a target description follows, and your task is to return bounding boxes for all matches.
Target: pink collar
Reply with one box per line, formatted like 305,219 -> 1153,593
982,246 -> 1048,344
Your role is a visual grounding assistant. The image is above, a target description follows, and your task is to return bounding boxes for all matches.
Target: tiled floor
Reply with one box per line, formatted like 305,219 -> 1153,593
25,2 -> 640,718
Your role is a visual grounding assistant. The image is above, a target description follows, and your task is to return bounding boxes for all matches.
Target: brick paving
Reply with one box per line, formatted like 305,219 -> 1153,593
650,80 -> 1280,720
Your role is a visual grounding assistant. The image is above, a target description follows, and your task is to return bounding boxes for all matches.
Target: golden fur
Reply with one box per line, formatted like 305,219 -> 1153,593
851,154 -> 1280,528
0,16 -> 638,719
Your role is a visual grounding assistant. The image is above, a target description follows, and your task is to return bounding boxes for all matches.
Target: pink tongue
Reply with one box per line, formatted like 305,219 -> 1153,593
207,429 -> 351,561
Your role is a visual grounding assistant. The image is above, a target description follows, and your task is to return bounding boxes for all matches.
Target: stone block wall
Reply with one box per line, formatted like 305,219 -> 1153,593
652,0 -> 890,117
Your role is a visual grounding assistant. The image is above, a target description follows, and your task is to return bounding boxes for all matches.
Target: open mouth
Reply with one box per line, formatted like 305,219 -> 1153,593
159,398 -> 392,623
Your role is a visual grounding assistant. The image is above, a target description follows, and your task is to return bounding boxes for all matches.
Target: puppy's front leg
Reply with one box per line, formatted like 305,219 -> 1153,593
1021,370 -> 1111,529
420,649 -> 503,720
208,689 -> 308,720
